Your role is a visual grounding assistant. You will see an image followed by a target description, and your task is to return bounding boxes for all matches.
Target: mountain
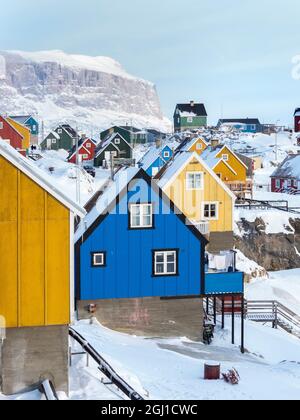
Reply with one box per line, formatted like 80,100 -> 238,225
0,50 -> 170,136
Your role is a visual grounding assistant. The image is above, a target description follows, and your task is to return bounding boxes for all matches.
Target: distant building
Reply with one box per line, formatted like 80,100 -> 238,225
41,124 -> 78,151
67,137 -> 97,164
217,119 -> 263,133
174,102 -> 207,132
294,109 -> 300,133
9,115 -> 39,145
94,132 -> 133,168
0,115 -> 29,155
138,143 -> 173,177
271,154 -> 300,193
100,126 -> 165,145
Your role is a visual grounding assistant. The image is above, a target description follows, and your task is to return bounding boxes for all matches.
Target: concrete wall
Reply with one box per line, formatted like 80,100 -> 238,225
0,325 -> 69,395
77,297 -> 204,342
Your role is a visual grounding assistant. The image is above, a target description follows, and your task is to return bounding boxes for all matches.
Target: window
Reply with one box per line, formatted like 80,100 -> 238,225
153,250 -> 178,276
196,143 -> 203,150
82,154 -> 89,159
251,125 -> 256,131
163,151 -> 170,159
275,179 -> 280,189
187,117 -> 193,123
222,154 -> 229,161
186,172 -> 203,190
0,122 -> 3,129
216,173 -> 222,179
32,125 -> 37,131
115,137 -> 121,145
152,167 -> 159,177
86,142 -> 91,148
57,129 -> 62,134
92,252 -> 106,267
130,204 -> 153,229
52,138 -> 56,144
202,202 -> 219,220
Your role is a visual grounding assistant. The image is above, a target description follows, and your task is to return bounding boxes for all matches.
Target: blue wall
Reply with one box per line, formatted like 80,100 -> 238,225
25,117 -> 39,136
146,146 -> 173,177
205,271 -> 244,295
77,177 -> 204,300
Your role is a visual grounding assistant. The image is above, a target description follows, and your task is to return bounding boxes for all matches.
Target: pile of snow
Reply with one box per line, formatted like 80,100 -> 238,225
235,250 -> 268,279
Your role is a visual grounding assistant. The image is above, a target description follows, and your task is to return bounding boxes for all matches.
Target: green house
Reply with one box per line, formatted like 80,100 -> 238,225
174,102 -> 207,132
94,133 -> 133,168
100,126 -> 149,145
41,124 -> 78,151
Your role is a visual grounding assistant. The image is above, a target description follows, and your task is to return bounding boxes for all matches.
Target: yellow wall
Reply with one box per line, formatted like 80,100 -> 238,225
0,156 -> 70,328
215,146 -> 247,182
7,118 -> 31,150
189,138 -> 208,155
164,157 -> 233,233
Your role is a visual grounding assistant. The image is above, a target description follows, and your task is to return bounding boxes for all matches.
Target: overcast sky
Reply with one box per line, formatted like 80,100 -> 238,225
1,0 -> 300,125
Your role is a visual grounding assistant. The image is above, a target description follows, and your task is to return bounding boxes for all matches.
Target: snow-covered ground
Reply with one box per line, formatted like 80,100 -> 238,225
67,320 -> 300,400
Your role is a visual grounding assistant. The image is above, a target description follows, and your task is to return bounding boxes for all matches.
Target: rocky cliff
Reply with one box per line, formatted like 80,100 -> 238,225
235,217 -> 300,271
0,50 -> 170,134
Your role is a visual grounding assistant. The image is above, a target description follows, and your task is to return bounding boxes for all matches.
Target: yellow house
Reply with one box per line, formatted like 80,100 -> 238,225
176,136 -> 208,155
201,145 -> 251,197
156,152 -> 236,252
6,117 -> 31,151
0,141 -> 85,394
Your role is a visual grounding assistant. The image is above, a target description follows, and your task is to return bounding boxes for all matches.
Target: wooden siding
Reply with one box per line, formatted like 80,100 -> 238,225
77,179 -> 204,301
6,118 -> 30,150
164,157 -> 233,233
215,146 -> 247,182
0,156 -> 70,328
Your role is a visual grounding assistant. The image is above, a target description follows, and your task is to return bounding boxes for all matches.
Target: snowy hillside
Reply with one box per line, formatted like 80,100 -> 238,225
0,50 -> 171,134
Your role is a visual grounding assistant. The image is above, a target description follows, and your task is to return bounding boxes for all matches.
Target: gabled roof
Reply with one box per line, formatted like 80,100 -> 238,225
294,108 -> 300,117
218,118 -> 261,125
200,147 -> 237,175
95,132 -> 131,158
271,154 -> 300,179
0,115 -> 24,141
0,141 -> 85,217
175,103 -> 207,117
138,144 -> 171,170
176,136 -> 208,153
9,115 -> 34,125
155,151 -> 236,201
60,124 -> 78,139
216,145 -> 249,170
67,137 -> 94,160
75,167 -> 209,246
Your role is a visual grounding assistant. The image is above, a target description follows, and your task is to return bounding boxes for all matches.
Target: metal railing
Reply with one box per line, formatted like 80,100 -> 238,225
69,327 -> 144,401
236,198 -> 300,215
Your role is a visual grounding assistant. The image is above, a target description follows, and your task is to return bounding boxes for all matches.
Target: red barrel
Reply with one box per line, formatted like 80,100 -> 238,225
204,363 -> 221,380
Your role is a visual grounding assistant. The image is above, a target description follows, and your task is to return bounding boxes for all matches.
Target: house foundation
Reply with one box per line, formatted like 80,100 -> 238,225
77,297 -> 204,342
0,325 -> 69,396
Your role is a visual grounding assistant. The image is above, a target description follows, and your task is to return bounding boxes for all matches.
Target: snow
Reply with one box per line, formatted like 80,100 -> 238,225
67,319 -> 300,400
9,50 -> 150,83
33,150 -> 111,206
246,269 -> 300,315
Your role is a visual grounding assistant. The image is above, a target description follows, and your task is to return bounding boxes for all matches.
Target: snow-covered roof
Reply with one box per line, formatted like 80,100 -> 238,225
9,115 -> 32,125
175,103 -> 207,117
156,151 -> 236,200
176,136 -> 207,152
95,132 -> 129,157
75,167 -> 139,242
138,144 -> 170,170
0,141 -> 85,217
271,154 -> 300,179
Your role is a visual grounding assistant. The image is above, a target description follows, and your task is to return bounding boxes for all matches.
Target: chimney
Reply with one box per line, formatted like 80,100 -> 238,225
190,100 -> 195,107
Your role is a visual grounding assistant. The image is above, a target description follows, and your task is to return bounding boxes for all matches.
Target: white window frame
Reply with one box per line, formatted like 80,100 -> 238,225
130,203 -> 153,229
196,143 -> 203,150
163,151 -> 170,159
92,252 -> 105,267
202,202 -> 219,221
52,138 -> 57,144
115,137 -> 121,145
0,122 -> 3,130
222,154 -> 229,162
186,172 -> 204,191
275,179 -> 281,189
187,116 -> 193,123
154,250 -> 178,276
82,154 -> 89,159
86,142 -> 91,148
57,129 -> 63,134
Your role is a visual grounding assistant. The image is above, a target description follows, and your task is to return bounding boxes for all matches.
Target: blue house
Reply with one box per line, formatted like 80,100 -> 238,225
75,167 -> 244,346
138,144 -> 173,177
9,115 -> 39,138
217,118 -> 263,134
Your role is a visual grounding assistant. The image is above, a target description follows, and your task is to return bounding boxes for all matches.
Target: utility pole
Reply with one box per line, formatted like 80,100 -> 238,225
275,119 -> 280,164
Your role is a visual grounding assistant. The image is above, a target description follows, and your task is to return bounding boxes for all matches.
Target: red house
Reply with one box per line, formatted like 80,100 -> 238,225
67,137 -> 96,164
294,108 -> 300,133
0,115 -> 25,154
271,154 -> 300,193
